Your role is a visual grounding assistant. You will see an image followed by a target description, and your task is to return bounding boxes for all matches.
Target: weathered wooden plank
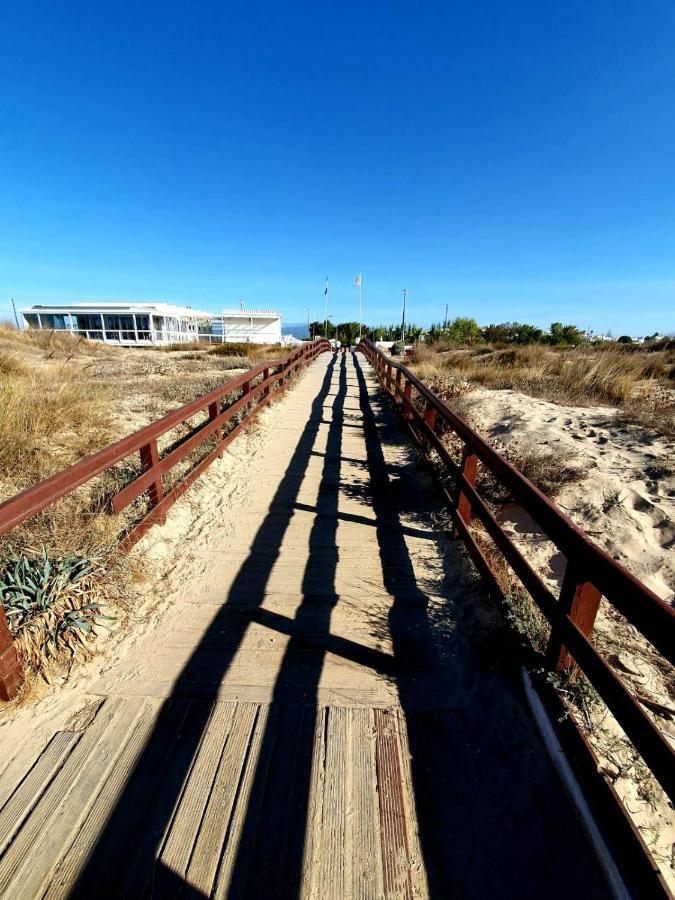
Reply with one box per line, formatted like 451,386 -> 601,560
393,711 -> 428,897
43,699 -> 161,898
350,707 -> 381,900
156,701 -> 236,890
0,730 -> 80,857
374,708 -> 413,900
0,697 -> 143,899
212,704 -> 278,898
242,705 -> 317,896
68,697 -> 192,898
182,703 -> 258,896
299,706 -> 328,900
114,699 -> 214,898
316,706 -> 349,898
185,702 -> 258,895
91,682 -> 401,707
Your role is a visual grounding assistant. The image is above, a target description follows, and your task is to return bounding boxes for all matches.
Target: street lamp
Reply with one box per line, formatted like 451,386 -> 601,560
401,289 -> 407,343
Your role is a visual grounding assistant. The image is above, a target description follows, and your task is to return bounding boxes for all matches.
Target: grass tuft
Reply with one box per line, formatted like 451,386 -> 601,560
1,547 -> 114,683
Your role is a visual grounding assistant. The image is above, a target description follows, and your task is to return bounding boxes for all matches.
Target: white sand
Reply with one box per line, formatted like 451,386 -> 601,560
460,387 -> 674,603
460,386 -> 675,884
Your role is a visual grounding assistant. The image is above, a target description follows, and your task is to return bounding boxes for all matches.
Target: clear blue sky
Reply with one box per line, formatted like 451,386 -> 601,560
1,1 -> 673,335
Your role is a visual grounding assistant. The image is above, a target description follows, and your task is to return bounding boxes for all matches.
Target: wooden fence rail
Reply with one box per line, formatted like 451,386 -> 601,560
0,340 -> 331,699
358,340 -> 675,835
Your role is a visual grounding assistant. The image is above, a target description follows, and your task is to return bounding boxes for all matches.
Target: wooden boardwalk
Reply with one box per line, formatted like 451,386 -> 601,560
0,353 -> 613,898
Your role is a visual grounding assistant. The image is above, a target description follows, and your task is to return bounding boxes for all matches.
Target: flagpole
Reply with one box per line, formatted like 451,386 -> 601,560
324,277 -> 328,339
359,277 -> 362,341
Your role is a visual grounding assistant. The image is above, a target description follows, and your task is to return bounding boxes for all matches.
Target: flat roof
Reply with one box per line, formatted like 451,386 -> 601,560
21,302 -> 214,318
220,308 -> 280,318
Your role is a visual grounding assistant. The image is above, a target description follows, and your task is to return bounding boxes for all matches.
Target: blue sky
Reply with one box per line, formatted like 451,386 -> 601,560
1,1 -> 673,335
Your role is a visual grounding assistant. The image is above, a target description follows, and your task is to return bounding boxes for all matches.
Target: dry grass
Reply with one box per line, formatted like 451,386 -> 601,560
409,342 -> 675,435
208,341 -> 287,361
508,444 -> 586,498
0,328 -> 253,684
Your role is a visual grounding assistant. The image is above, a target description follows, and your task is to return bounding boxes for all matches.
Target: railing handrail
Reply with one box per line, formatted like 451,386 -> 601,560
358,338 -> 675,823
359,340 -> 674,663
0,342 -> 328,536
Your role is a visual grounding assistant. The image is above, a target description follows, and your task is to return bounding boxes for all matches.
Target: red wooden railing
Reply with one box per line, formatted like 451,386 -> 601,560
359,340 -> 675,861
0,340 -> 331,699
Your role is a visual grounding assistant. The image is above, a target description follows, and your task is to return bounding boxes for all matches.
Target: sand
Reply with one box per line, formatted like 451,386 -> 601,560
459,386 -> 675,885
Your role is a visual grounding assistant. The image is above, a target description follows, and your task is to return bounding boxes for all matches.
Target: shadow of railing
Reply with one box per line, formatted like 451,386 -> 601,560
351,353 -> 611,900
72,356 -> 342,896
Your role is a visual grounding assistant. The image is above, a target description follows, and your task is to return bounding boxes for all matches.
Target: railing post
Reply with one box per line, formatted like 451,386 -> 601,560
424,401 -> 437,432
546,563 -> 602,674
0,608 -> 22,701
139,438 -> 165,522
395,368 -> 402,399
455,445 -> 478,529
402,380 -> 413,420
386,363 -> 393,391
263,367 -> 270,398
208,400 -> 223,454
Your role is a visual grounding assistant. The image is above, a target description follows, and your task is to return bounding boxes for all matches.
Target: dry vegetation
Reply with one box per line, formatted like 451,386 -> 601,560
410,341 -> 675,436
0,326 -> 275,688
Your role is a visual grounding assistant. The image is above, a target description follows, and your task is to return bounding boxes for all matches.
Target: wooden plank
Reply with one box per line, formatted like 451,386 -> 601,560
393,711 -> 428,897
91,682 -> 401,707
0,732 -> 52,812
241,705 -> 317,896
43,699 -> 161,898
316,707 -> 349,898
156,701 -> 236,890
0,697 -> 144,900
68,697 -> 193,898
350,707 -> 382,900
212,704 -> 278,899
185,702 -> 258,895
114,700 -> 214,898
374,708 -> 413,900
298,707 -> 328,900
0,731 -> 80,857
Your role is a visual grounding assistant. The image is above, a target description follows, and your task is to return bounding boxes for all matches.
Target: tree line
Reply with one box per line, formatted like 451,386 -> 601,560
309,318 -> 585,346
307,317 -> 658,347
427,318 -> 585,346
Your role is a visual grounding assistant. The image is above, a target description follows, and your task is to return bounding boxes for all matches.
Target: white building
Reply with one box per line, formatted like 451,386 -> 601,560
20,302 -> 215,346
20,302 -> 287,347
213,308 -> 282,344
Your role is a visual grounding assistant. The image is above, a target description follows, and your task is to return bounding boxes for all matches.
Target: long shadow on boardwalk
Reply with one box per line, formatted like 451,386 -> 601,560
69,351 -> 611,899
72,354 -> 345,897
351,354 -> 610,899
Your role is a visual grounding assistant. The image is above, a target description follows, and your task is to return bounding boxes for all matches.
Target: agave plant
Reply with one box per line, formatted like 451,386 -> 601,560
0,547 -> 114,681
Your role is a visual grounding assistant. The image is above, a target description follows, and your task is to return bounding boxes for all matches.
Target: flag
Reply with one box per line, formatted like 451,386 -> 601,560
354,274 -> 361,287
324,279 -> 328,295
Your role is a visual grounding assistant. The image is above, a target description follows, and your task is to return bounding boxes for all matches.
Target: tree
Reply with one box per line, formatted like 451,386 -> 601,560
309,320 -> 336,339
335,321 -> 361,345
617,335 -> 633,344
549,322 -> 583,346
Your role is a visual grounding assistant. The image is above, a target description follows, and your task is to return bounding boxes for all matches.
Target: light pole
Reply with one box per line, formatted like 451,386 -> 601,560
306,307 -> 311,340
401,289 -> 407,344
444,303 -> 448,329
